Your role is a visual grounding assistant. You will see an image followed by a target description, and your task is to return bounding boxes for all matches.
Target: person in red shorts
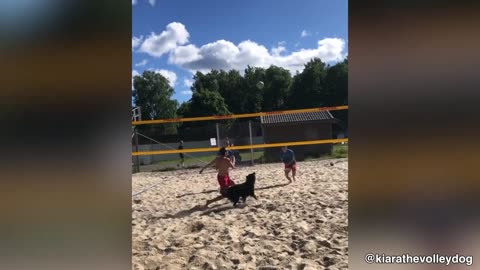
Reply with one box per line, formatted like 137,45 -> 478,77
281,146 -> 297,183
199,147 -> 236,206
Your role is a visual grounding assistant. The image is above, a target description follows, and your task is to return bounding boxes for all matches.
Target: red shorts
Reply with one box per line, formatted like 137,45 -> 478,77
217,174 -> 236,195
284,163 -> 297,171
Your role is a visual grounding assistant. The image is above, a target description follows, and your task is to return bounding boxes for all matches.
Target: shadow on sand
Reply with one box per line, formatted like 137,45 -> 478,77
159,204 -> 215,219
159,203 -> 245,220
176,181 -> 291,199
256,182 -> 290,191
176,189 -> 218,198
200,203 -> 248,216
163,181 -> 292,219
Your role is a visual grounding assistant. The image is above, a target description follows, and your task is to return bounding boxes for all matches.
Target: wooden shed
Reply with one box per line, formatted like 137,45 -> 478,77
260,111 -> 336,162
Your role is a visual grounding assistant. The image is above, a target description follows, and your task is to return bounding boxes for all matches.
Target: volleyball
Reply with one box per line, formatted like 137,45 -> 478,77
256,81 -> 264,89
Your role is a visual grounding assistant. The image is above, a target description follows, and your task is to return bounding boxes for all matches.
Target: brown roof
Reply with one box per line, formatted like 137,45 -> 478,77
260,111 -> 335,125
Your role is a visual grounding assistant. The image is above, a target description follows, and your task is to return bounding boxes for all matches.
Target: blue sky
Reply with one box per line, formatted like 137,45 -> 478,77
132,0 -> 348,103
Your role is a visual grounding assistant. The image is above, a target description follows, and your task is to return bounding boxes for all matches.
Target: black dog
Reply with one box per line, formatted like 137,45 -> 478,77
225,172 -> 257,206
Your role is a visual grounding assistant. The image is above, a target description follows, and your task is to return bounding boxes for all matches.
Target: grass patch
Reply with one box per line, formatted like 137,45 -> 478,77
304,144 -> 348,160
247,151 -> 264,160
151,151 -> 264,166
145,151 -> 264,171
140,151 -> 263,172
320,144 -> 348,159
255,154 -> 266,164
332,144 -> 348,158
151,164 -> 202,172
137,145 -> 346,172
153,155 -> 215,167
153,167 -> 177,172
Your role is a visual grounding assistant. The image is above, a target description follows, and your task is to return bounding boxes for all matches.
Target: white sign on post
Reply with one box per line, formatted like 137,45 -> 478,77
210,138 -> 217,146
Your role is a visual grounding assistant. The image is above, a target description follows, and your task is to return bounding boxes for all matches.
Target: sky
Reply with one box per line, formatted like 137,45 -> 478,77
132,0 -> 348,104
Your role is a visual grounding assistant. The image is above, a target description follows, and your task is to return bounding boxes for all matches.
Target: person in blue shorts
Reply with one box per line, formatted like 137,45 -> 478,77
281,146 -> 297,183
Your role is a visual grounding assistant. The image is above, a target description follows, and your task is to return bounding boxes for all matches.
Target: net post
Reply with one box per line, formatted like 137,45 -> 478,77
134,127 -> 140,173
216,122 -> 221,148
249,120 -> 254,166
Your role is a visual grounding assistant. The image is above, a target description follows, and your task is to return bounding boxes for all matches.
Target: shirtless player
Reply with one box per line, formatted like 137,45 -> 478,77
199,147 -> 236,206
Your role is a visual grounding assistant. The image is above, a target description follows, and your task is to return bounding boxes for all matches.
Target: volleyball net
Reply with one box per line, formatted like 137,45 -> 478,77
132,105 -> 348,172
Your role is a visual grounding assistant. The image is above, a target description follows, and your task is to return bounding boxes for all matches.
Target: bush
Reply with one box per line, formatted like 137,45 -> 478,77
332,145 -> 348,158
256,154 -> 266,164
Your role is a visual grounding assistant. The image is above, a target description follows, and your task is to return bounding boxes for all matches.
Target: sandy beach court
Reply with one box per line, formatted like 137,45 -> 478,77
132,159 -> 348,270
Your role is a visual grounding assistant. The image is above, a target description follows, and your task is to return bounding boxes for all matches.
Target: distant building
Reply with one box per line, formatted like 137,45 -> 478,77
260,111 -> 336,162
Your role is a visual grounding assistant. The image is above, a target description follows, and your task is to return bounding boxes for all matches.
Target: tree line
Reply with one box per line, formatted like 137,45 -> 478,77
132,57 -> 347,139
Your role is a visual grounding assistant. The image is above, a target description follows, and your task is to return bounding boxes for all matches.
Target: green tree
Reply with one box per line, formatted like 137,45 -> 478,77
191,71 -> 220,94
325,58 -> 348,106
177,90 -> 232,140
242,66 -> 266,113
190,69 -> 250,114
325,58 -> 348,130
132,70 -> 178,135
176,101 -> 190,118
217,70 -> 245,114
286,58 -> 328,109
182,90 -> 230,117
262,65 -> 292,111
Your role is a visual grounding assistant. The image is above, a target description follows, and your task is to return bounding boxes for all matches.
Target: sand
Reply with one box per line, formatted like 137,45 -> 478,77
132,159 -> 348,270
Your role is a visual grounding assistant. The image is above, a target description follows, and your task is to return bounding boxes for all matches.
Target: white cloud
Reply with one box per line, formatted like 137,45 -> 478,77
170,39 -> 272,73
139,22 -> 189,57
184,78 -> 193,87
278,41 -> 286,46
273,38 -> 346,72
181,90 -> 193,95
151,69 -> 177,87
132,36 -> 143,50
271,46 -> 286,56
136,23 -> 347,75
170,40 -> 240,71
168,37 -> 346,74
133,0 -> 155,6
132,70 -> 140,90
135,59 -> 148,67
169,44 -> 201,65
301,30 -> 311,38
